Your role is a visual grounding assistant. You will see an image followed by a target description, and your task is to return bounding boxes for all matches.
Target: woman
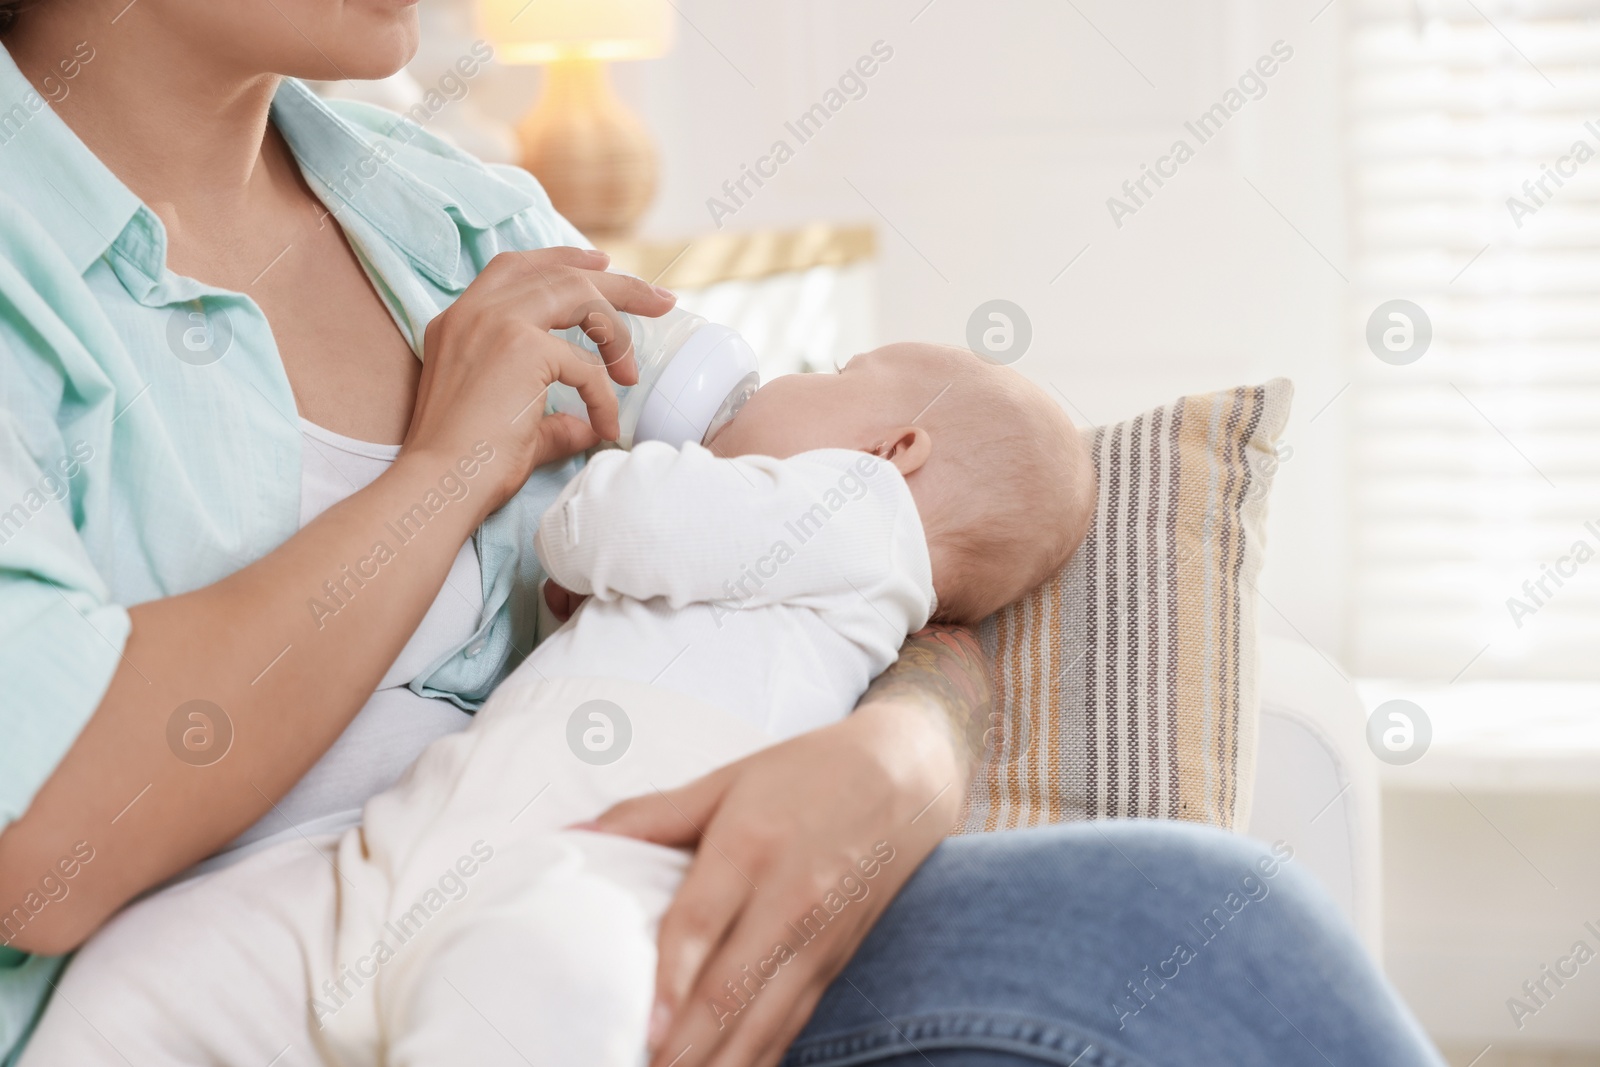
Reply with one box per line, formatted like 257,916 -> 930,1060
0,1 -> 1443,1064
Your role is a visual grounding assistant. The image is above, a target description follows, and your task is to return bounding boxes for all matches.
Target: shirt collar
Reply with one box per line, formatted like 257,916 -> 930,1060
269,78 -> 466,286
0,44 -> 143,276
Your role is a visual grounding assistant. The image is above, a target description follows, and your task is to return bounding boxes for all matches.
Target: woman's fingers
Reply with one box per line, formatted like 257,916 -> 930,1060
575,304 -> 640,387
545,334 -> 622,440
482,245 -> 609,285
559,271 -> 675,385
528,282 -> 634,386
504,257 -> 674,383
588,268 -> 676,319
617,707 -> 961,1067
656,872 -> 854,1067
531,411 -> 601,466
542,245 -> 610,270
591,767 -> 730,847
589,770 -> 755,1060
647,844 -> 755,1056
481,246 -> 672,380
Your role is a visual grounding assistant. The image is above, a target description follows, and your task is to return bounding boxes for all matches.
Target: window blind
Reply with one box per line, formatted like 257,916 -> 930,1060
1349,0 -> 1600,681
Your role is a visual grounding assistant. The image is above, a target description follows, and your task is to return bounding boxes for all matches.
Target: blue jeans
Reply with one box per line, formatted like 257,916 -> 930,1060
788,822 -> 1443,1067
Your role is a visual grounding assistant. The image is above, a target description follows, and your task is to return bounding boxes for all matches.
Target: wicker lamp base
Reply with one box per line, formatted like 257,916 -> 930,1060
517,58 -> 658,242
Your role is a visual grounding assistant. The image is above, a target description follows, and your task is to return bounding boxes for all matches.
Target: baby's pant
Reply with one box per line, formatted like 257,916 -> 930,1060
364,829 -> 689,1067
19,836 -> 341,1067
22,676 -> 772,1067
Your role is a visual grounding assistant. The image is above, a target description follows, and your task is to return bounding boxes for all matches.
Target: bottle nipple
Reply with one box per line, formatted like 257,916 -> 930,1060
701,372 -> 760,447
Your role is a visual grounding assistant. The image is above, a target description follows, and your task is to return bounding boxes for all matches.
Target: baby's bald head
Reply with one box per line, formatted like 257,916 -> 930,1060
710,341 -> 1096,623
875,344 -> 1095,622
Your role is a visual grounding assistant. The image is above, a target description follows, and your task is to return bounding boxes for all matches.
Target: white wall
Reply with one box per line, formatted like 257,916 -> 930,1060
478,0 -> 1357,660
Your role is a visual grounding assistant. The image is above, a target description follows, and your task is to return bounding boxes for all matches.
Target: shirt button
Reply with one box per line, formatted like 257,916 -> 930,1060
465,639 -> 485,658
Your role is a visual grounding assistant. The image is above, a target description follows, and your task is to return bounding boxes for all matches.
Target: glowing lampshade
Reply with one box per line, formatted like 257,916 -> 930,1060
479,0 -> 674,65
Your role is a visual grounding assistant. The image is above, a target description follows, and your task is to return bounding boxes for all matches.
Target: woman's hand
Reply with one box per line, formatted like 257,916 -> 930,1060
591,626 -> 994,1067
406,245 -> 675,517
593,704 -> 961,1067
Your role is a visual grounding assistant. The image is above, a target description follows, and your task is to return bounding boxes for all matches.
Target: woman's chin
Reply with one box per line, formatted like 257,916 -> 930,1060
299,14 -> 420,82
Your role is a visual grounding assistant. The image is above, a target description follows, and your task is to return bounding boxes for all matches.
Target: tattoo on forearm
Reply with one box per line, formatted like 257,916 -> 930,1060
858,624 -> 994,772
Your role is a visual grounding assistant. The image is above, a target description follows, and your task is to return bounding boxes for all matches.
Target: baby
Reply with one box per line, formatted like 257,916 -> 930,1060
23,342 -> 1095,1067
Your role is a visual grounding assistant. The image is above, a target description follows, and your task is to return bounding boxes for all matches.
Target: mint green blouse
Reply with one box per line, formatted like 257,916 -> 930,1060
0,47 -> 586,1057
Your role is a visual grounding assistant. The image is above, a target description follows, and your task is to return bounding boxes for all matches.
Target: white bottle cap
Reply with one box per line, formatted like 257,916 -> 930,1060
633,324 -> 760,447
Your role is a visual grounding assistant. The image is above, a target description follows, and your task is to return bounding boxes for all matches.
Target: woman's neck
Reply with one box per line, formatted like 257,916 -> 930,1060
6,6 -> 292,241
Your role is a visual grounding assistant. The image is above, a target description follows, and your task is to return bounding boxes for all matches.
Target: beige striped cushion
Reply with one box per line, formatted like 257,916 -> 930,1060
960,379 -> 1293,833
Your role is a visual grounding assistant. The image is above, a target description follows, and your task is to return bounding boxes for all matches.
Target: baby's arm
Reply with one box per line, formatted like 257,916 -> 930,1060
535,442 -> 932,633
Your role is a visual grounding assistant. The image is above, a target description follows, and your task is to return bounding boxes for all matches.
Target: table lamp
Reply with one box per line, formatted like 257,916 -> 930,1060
479,0 -> 673,240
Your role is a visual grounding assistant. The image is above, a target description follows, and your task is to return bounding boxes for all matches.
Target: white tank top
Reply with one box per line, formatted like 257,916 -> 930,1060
216,421 -> 483,862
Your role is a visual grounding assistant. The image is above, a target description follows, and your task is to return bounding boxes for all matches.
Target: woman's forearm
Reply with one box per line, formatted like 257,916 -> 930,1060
857,624 -> 994,783
0,446 -> 491,955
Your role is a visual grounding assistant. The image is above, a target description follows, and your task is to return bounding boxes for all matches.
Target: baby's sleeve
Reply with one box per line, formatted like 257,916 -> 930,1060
534,443 -> 934,646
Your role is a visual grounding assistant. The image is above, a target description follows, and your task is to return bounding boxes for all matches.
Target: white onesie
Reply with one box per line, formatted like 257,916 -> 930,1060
22,443 -> 933,1067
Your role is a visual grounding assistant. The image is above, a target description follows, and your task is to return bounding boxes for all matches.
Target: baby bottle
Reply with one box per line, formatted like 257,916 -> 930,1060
546,306 -> 760,449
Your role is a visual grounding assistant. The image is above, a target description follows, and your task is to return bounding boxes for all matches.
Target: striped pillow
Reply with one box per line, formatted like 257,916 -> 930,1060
960,379 -> 1293,833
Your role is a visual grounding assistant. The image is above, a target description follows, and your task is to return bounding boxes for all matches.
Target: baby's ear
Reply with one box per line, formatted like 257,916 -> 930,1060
878,426 -> 932,477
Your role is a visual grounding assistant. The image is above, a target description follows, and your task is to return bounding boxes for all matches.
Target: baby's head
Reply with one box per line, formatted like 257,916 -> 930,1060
708,342 -> 1096,623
